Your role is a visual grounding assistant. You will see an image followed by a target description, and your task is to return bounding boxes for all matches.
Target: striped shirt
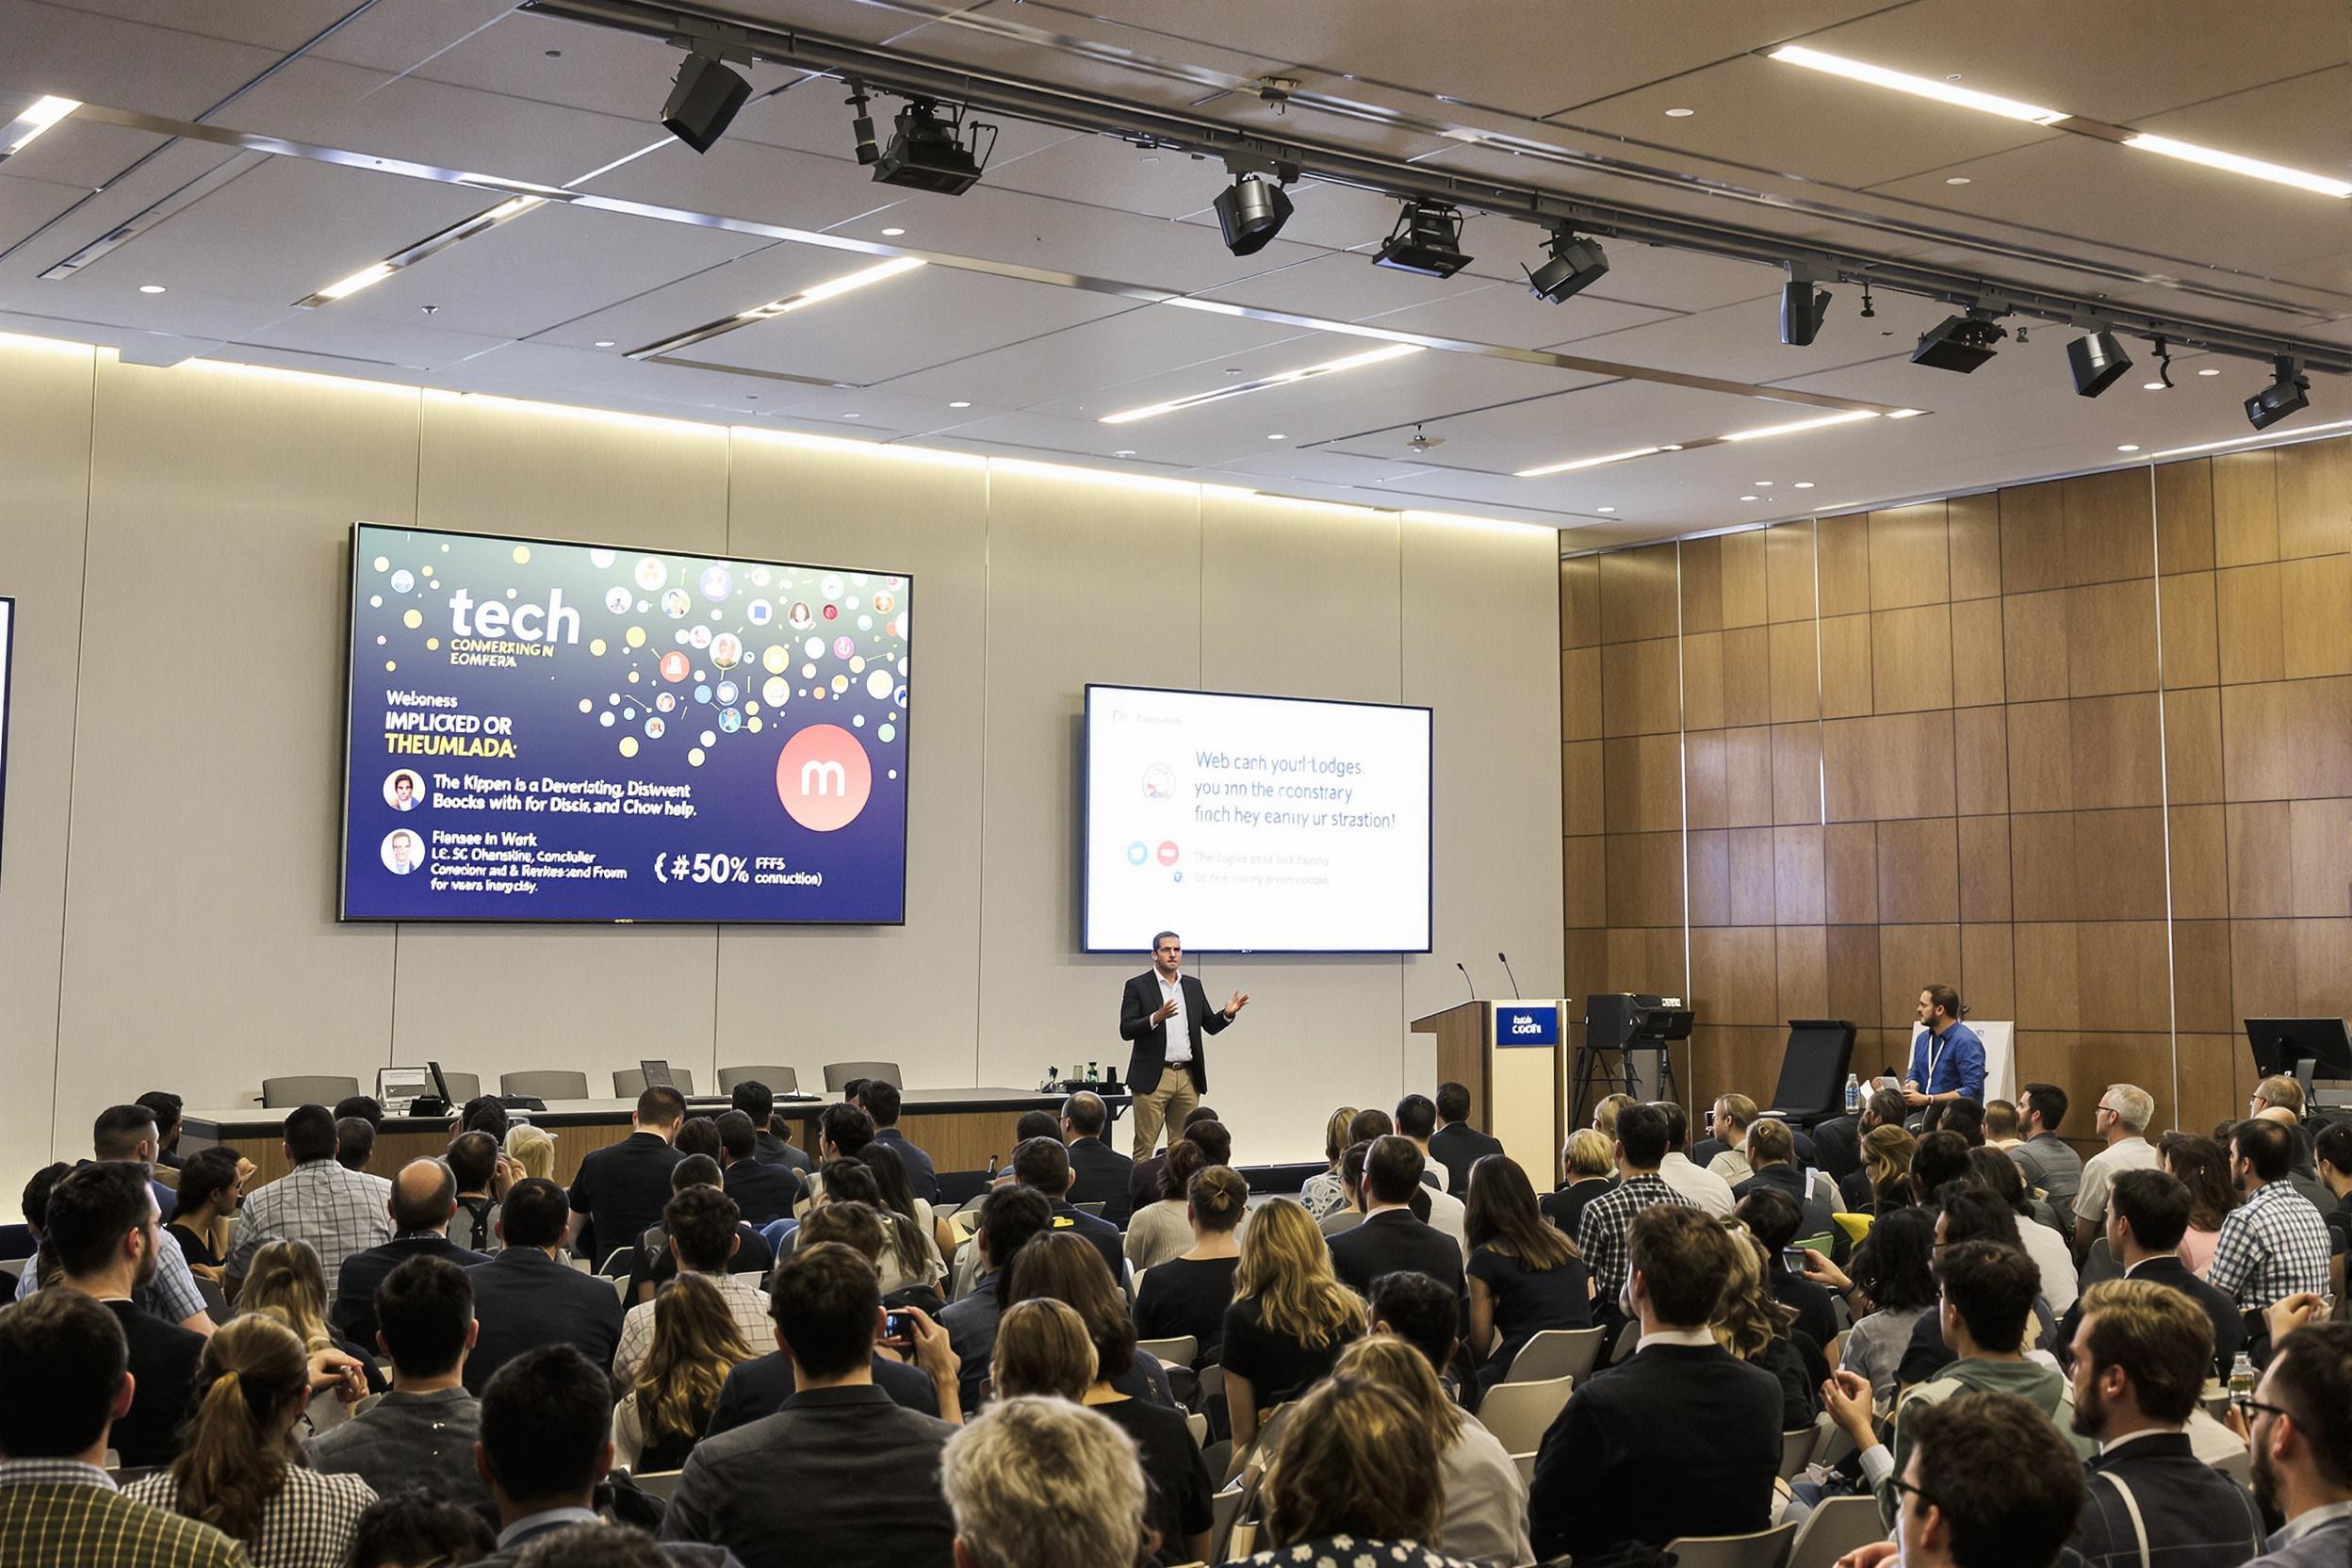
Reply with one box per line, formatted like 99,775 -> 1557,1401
2207,1180 -> 2333,1311
0,1460 -> 249,1567
224,1161 -> 394,1296
125,1466 -> 374,1568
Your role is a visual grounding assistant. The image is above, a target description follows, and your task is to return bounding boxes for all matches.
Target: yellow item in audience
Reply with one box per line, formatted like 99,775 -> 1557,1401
1833,1211 -> 1873,1244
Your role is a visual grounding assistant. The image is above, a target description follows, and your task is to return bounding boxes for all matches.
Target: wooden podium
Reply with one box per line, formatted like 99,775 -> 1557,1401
1410,1000 -> 1561,1180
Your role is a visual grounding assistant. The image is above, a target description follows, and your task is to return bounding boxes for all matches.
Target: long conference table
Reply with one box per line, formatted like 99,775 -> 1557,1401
180,1087 -> 1127,1188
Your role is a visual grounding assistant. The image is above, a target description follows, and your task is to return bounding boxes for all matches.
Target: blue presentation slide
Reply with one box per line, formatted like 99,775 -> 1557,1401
341,525 -> 910,923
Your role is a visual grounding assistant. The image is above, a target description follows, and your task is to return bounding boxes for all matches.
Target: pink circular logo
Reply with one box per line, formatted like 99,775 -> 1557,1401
1156,841 -> 1180,866
658,651 -> 691,683
776,724 -> 872,832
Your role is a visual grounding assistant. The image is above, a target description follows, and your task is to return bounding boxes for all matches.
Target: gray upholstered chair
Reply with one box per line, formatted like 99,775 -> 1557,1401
260,1075 -> 362,1108
718,1065 -> 798,1094
821,1061 -> 902,1091
613,1068 -> 696,1098
499,1070 -> 590,1101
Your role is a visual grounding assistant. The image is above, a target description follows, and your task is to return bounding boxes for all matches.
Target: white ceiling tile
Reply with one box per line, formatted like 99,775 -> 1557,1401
875,303 -> 1311,404
0,2 -> 280,118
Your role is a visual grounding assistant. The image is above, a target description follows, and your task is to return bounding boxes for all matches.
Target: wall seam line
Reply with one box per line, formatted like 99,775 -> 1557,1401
2147,464 -> 2181,1125
45,346 -> 100,1163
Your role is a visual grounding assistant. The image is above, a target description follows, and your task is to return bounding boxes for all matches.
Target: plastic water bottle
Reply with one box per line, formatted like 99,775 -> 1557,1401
2229,1351 -> 2257,1404
1844,1073 -> 1862,1114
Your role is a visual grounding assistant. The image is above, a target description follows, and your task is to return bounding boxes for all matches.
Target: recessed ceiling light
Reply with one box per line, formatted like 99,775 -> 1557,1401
1113,449 -> 1136,458
594,339 -> 615,348
1755,480 -> 1774,486
2197,367 -> 2221,377
1722,409 -> 1879,442
842,412 -> 860,418
1740,495 -> 1760,501
2146,416 -> 2352,461
2143,380 -> 2167,391
2123,132 -> 2352,199
1944,176 -> 1971,186
1,95 -> 80,156
1794,481 -> 1815,488
949,400 -> 972,409
1594,506 -> 1616,513
294,194 -> 548,307
1768,45 -> 2066,124
1098,343 -> 1422,424
1664,107 -> 1695,118
1267,433 -> 1288,441
138,284 -> 166,294
881,226 -> 906,236
2117,444 -> 2141,451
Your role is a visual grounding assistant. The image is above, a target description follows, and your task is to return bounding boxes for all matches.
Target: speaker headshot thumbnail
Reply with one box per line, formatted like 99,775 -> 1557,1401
384,770 -> 423,811
381,828 -> 421,875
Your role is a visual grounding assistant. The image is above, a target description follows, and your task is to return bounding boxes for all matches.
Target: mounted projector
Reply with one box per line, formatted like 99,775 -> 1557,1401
858,95 -> 994,195
1526,230 -> 1609,302
1374,201 -> 1472,278
661,50 -> 750,154
1912,311 -> 2007,373
1213,170 -> 1294,255
1779,278 -> 1832,346
2066,330 -> 2133,398
2246,356 -> 2311,431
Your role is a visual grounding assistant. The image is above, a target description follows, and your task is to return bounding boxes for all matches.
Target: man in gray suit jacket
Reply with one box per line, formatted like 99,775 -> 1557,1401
2242,1317 -> 2352,1568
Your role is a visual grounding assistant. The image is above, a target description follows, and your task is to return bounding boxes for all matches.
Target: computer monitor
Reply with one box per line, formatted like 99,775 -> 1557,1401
427,1061 -> 453,1104
1771,1020 -> 1856,1126
640,1059 -> 677,1089
377,1067 -> 434,1110
2245,1019 -> 2352,1092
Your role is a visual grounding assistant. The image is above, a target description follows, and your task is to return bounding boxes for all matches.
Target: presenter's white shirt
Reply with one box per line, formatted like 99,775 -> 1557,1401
1157,972 -> 1191,1064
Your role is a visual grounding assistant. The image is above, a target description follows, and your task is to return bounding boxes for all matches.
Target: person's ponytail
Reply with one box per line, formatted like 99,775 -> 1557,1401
168,1315 -> 306,1542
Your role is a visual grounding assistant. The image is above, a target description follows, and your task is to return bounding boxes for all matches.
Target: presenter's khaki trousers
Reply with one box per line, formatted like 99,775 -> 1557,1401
1131,1069 -> 1199,1160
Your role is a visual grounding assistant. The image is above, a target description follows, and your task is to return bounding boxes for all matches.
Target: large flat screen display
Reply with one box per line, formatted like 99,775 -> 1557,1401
341,525 -> 909,923
1082,684 -> 1431,954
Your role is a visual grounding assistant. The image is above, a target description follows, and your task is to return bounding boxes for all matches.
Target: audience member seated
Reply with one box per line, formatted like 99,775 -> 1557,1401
1936,1097 -> 1987,1146
309,1255 -> 489,1508
1337,1335 -> 1528,1568
1732,1116 -> 1846,1264
939,1185 -> 1053,1413
1735,1185 -> 1838,1349
2060,1168 -> 2244,1380
1132,1164 -> 1247,1363
2006,1080 -> 2082,1227
1572,1102 -> 1696,1330
333,1158 -> 490,1348
631,1157 -> 776,1303
858,1142 -> 949,1288
2240,1320 -> 2352,1567
724,1082 -> 807,1177
986,1297 -> 1093,1403
1589,1092 -> 1637,1140
345,1488 -> 497,1568
661,1243 -> 959,1568
1369,1270 -> 1469,1406
139,1089 -> 189,1171
612,1272 -> 756,1473
1539,1128 -> 1615,1236
1006,1233 -> 1171,1408
470,1345 -> 731,1567
15,1103 -> 218,1335
2065,1279 -> 2267,1568
798,1159 -> 929,1297
2211,1119 -> 2333,1346
1072,1308 -> 1214,1567
1816,1203 -> 1938,1402
464,1179 -> 625,1395
614,1187 -> 774,1387
858,1081 -> 935,1204
1827,1088 -> 1909,1210
2074,1084 -> 2164,1254
1057,1091 -> 1133,1226
1004,1137 -> 1122,1282
714,1112 -> 800,1229
1967,1145 -> 2077,1313
335,1118 -> 379,1177
1982,1097 -> 2023,1152
1716,1225 -> 1818,1429
1393,1096 -> 1469,1250
1428,1081 -> 1504,1200
457,1099 -> 509,1144
1298,1105 -> 1358,1219
1869,1390 -> 2090,1568
676,1118 -> 723,1166
1462,1153 -> 1590,1400
1330,1136 -> 1466,1302
1224,1378 -> 1483,1568
124,1315 -> 377,1567
18,1161 -> 72,1295
795,1103 -> 877,1209
2159,1130 -> 2237,1275
941,1391 -> 1147,1568
444,1133 -> 509,1254
1221,1198 -> 1364,1453
2317,1121 -> 2351,1304
335,1096 -> 385,1131
1891,1186 -> 2048,1387
1528,1205 -> 1783,1563
237,1240 -> 384,1424
167,1146 -> 244,1282
1123,1137 -> 1209,1273
498,1125 -> 552,1188
1319,1139 -> 1372,1239
1852,1121 -> 1920,1215
567,1087 -> 687,1269
1135,1104 -> 1224,1219
1651,1099 -> 1735,1217
2248,1075 -> 2320,1177
1700,1092 -> 1759,1184
0,1289 -> 246,1568
225,1105 -> 395,1299
704,1201 -> 944,1431
41,1163 -> 209,1465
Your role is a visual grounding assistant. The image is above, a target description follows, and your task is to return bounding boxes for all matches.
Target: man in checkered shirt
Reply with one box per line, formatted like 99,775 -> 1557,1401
1576,1102 -> 1699,1318
224,1104 -> 393,1298
2209,1119 -> 2332,1332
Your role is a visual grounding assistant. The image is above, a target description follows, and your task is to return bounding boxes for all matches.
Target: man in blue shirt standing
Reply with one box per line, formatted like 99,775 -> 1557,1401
1904,985 -> 1985,1111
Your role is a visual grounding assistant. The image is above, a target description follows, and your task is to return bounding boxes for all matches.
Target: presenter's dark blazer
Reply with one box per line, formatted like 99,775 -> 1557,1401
1119,971 -> 1233,1095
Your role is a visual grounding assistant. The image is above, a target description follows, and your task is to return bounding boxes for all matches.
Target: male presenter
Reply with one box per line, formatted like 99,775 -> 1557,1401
1119,930 -> 1249,1160
1903,983 -> 1985,1109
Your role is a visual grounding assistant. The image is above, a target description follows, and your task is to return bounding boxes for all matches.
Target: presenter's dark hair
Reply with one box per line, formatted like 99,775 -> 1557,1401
375,1254 -> 473,1378
1014,1135 -> 1073,1195
1152,930 -> 1179,949
1060,1092 -> 1108,1138
730,1079 -> 774,1122
664,1184 -> 741,1273
172,1147 -> 243,1221
1612,1102 -> 1668,1168
135,1090 -> 183,1139
2233,1118 -> 2294,1184
91,1103 -> 157,1160
335,1094 -> 384,1128
0,1288 -> 130,1458
634,1085 -> 687,1127
446,1131 -> 498,1194
715,1109 -> 759,1162
1393,1095 -> 1436,1141
282,1103 -> 339,1165
1922,983 -> 1961,1018
1368,1270 -> 1459,1372
42,1162 -> 155,1280
820,1102 -> 875,1157
497,1178 -> 570,1250
864,1080 -> 902,1126
479,1345 -> 612,1501
772,1242 -> 881,1379
1365,1135 -> 1426,1206
1434,1082 -> 1472,1123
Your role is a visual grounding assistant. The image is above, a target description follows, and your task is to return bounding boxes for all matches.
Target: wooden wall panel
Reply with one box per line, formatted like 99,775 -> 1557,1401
1872,605 -> 1954,713
2276,440 -> 2351,559
1949,492 -> 2002,599
1598,544 -> 1680,643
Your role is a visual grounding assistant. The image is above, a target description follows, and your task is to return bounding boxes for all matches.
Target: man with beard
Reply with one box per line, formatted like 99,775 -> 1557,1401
2241,1317 -> 2352,1568
2063,1280 -> 2267,1568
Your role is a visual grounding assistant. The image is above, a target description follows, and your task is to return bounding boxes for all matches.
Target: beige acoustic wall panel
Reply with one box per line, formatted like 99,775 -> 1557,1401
717,433 -> 991,1096
391,393 -> 732,1091
0,338 -> 95,1187
1197,490 -> 1407,1162
976,465 -> 1203,1106
57,360 -> 416,1109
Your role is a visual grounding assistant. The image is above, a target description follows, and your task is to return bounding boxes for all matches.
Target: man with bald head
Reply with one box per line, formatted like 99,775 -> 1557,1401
333,1156 -> 490,1348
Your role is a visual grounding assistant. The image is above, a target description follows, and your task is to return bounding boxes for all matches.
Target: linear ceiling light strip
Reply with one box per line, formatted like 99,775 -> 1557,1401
292,194 -> 547,306
626,255 -> 924,356
1515,408 -> 1909,479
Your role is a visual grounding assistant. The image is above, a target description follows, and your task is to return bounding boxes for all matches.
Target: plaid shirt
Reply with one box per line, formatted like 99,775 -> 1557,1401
126,1465 -> 374,1568
613,1271 -> 776,1388
15,1227 -> 209,1324
1575,1172 -> 1697,1297
0,1460 -> 249,1567
2207,1180 -> 2333,1311
224,1160 -> 393,1295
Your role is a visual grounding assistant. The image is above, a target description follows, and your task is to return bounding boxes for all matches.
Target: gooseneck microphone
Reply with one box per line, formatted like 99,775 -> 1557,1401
1497,951 -> 1523,996
1457,961 -> 1478,1002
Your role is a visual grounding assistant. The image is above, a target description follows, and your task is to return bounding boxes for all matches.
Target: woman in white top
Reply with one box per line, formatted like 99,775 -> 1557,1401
1331,1333 -> 1529,1568
1298,1106 -> 1359,1219
843,1148 -> 946,1295
1126,1137 -> 1212,1272
1969,1147 -> 2078,1313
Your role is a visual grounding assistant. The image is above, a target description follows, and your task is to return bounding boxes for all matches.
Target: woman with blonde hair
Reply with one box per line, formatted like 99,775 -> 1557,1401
989,1297 -> 1097,1401
1335,1336 -> 1529,1568
1228,1374 -> 1481,1568
612,1271 -> 756,1472
1544,1128 -> 1616,1236
125,1315 -> 376,1567
237,1240 -> 380,1424
1220,1197 -> 1364,1451
1859,1123 -> 1919,1213
1298,1106 -> 1358,1218
1713,1227 -> 1815,1429
503,1123 -> 554,1182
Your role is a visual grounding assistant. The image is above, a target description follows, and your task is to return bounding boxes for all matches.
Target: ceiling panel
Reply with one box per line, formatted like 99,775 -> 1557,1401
41,0 -> 364,52
0,2 -> 280,118
875,302 -> 1313,403
574,133 -> 937,239
0,171 -> 89,255
242,305 -> 509,372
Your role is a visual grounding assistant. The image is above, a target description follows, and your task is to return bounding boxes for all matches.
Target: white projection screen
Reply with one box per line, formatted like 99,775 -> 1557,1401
1082,684 -> 1432,954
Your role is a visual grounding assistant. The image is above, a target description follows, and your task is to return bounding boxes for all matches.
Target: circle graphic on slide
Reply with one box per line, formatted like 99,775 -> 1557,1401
821,574 -> 844,600
822,604 -> 839,621
832,636 -> 856,660
699,564 -> 733,601
747,599 -> 772,627
719,708 -> 743,733
1126,841 -> 1148,866
383,770 -> 425,811
389,569 -> 415,594
776,724 -> 872,832
1156,841 -> 1180,866
605,586 -> 632,614
1140,764 -> 1173,799
711,633 -> 743,669
689,625 -> 711,650
762,645 -> 789,675
659,651 -> 691,683
715,680 -> 740,706
644,716 -> 665,739
763,677 -> 790,707
789,602 -> 812,629
662,588 -> 692,618
657,692 -> 676,714
381,828 -> 423,875
873,591 -> 895,614
590,548 -> 616,568
634,558 -> 668,591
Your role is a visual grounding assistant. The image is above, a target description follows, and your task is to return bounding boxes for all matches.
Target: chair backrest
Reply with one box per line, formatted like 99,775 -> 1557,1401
1779,1426 -> 1817,1479
823,1060 -> 903,1091
1606,1317 -> 1641,1365
631,1469 -> 684,1501
2080,1235 -> 2125,1289
1665,1520 -> 1799,1568
718,1065 -> 798,1093
260,1075 -> 361,1108
1788,1494 -> 1885,1568
501,1070 -> 590,1101
433,1070 -> 483,1104
1206,1483 -> 1247,1563
610,1275 -> 631,1302
1072,1200 -> 1106,1217
614,1068 -> 695,1098
1506,1326 -> 1606,1385
1185,1411 -> 1208,1448
1472,1374 -> 1576,1460
1138,1335 -> 1199,1365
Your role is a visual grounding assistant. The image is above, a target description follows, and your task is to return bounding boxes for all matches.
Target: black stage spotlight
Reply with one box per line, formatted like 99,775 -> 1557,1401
1779,278 -> 1832,346
2246,355 -> 2311,431
1912,311 -> 2007,372
662,50 -> 750,154
2066,330 -> 2133,397
1526,229 -> 1608,302
1374,201 -> 1471,277
1214,172 -> 1293,255
869,98 -> 993,195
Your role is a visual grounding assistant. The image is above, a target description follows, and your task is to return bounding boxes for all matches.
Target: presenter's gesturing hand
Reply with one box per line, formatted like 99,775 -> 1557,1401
1223,991 -> 1250,1020
1152,997 -> 1181,1024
